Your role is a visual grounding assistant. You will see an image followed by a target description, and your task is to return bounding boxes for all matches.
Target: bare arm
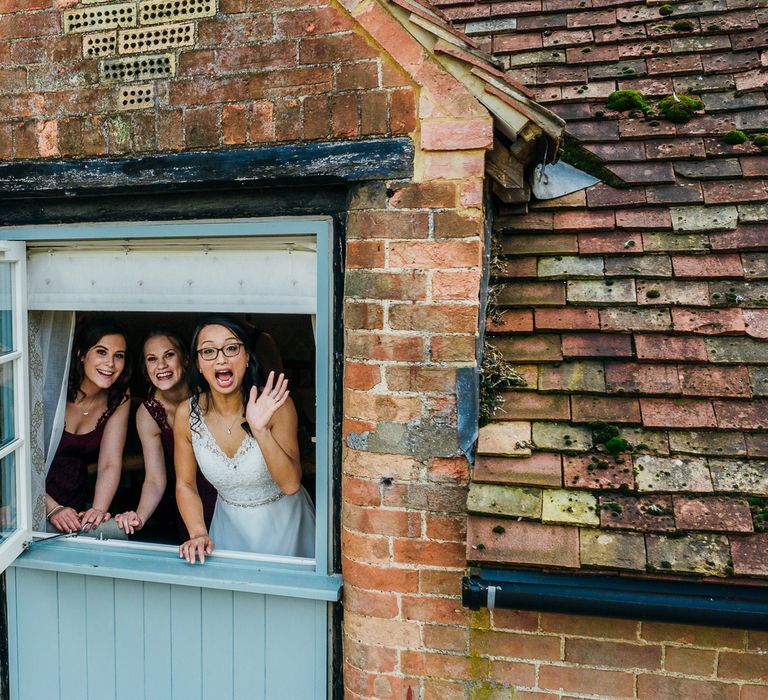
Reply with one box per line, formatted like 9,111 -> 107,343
115,405 -> 167,535
81,395 -> 130,529
246,373 -> 302,495
175,400 -> 213,563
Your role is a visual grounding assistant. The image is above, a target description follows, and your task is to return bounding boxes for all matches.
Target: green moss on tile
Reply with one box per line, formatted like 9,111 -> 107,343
657,93 -> 704,124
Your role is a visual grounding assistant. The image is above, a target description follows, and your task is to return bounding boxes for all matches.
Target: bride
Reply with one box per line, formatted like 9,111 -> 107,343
175,316 -> 315,564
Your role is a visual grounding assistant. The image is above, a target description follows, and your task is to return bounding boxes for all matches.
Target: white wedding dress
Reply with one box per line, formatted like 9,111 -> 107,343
190,402 -> 315,558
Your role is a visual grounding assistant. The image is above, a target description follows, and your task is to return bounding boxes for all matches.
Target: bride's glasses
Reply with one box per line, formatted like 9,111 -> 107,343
196,343 -> 244,361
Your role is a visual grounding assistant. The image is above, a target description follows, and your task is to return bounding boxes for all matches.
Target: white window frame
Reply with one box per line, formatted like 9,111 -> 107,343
0,219 -> 339,601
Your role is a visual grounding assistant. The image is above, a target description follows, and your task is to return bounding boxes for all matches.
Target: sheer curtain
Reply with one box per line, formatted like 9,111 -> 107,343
28,311 -> 75,530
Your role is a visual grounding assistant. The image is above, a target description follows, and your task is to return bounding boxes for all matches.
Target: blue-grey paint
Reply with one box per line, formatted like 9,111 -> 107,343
7,567 -> 330,700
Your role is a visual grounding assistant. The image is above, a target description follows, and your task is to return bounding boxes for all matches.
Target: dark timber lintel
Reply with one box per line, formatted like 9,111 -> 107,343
0,138 -> 414,199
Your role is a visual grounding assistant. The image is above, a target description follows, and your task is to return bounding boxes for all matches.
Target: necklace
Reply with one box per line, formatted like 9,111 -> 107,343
78,393 -> 99,416
212,406 -> 242,435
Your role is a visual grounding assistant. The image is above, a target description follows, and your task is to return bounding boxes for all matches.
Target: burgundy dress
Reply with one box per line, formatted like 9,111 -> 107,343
46,405 -> 116,513
143,391 -> 217,540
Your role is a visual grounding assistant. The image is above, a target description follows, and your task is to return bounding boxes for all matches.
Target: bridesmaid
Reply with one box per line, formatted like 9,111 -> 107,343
45,319 -> 131,534
115,330 -> 216,539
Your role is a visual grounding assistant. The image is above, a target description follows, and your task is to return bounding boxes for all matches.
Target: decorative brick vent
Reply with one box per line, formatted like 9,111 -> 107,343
118,84 -> 155,110
61,0 -> 216,110
100,53 -> 175,82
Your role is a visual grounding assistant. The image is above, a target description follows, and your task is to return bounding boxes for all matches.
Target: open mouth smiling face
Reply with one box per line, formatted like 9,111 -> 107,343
81,334 -> 127,390
196,324 -> 247,394
144,335 -> 185,391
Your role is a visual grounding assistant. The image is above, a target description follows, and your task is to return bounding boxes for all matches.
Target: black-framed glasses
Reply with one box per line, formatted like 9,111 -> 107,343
196,343 -> 244,361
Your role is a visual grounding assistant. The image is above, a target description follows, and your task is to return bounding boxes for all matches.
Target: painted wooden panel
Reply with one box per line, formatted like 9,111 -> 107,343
7,566 -> 329,700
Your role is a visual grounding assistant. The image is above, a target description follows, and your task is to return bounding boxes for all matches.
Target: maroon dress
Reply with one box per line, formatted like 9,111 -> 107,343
143,390 -> 217,540
45,405 -> 116,513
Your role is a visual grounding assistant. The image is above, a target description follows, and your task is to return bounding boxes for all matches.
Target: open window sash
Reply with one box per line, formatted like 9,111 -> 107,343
0,240 -> 31,573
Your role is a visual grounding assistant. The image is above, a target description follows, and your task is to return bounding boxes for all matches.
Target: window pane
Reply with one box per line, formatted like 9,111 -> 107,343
0,452 -> 16,538
0,262 -> 13,354
0,363 -> 14,448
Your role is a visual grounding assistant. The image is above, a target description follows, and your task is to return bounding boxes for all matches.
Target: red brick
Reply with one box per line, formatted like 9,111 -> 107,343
714,399 -> 768,430
216,103 -> 244,145
345,639 -> 397,674
402,649 -> 488,680
487,309 -> 534,333
361,91 -> 387,136
430,335 -> 476,362
346,270 -> 428,300
419,569 -> 462,597
679,365 -> 751,398
553,209 -> 616,232
299,32 -> 378,64
330,93 -> 358,138
472,628 -> 561,661
389,240 -> 480,269
742,686 -> 768,700
503,234 -> 580,256
198,15 -> 272,46
390,88 -> 416,135
343,474 -> 381,507
541,613 -> 639,640
475,453 -> 562,488
564,454 -> 634,490
635,335 -> 708,362
347,210 -> 429,240
249,100 -> 274,143
497,282 -> 566,306
671,308 -> 746,335
540,666 -> 634,697
744,310 -> 768,339
344,585 -> 399,619
302,94 -> 330,140
562,333 -> 632,357
344,363 -> 381,391
732,532 -> 768,577
566,638 -> 662,670
389,182 -> 457,209
14,120 -> 36,158
641,621 -> 746,647
342,529 -> 391,564
275,6 -> 355,37
423,624 -> 467,653
345,390 -> 421,422
672,254 -> 744,279
0,12 -> 58,40
346,331 -> 424,362
402,596 -> 467,626
535,308 -> 600,331
640,398 -> 717,428
425,512 -> 465,541
468,517 -> 580,567
433,271 -> 481,300
605,362 -> 681,394
572,395 -> 642,423
579,232 -> 644,254
347,240 -> 384,269
421,117 -> 493,150
393,538 -> 465,567
341,557 -> 419,593
335,61 -> 379,91
434,211 -> 483,238
386,366 -> 455,393
428,457 -> 469,484
673,496 -> 753,533
664,647 -> 716,676
494,335 -> 563,362
249,66 -> 333,99
389,304 -> 477,333
275,98 -> 302,142
637,674 -> 738,700
344,302 -> 384,330
496,391 -> 570,420
703,179 -> 768,205
616,208 -> 672,230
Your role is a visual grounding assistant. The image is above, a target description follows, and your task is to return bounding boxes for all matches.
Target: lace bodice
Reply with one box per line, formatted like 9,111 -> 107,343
190,402 -> 283,507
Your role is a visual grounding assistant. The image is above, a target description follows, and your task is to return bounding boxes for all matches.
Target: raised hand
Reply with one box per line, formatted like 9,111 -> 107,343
245,371 -> 290,435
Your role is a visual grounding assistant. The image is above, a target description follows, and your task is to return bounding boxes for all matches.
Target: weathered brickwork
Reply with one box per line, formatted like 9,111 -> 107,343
4,0 -> 768,697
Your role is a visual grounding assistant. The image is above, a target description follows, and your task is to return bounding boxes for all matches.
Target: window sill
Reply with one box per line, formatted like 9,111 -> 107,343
14,537 -> 342,601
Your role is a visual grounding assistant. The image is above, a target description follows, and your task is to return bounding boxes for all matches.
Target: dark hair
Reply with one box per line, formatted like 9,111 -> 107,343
187,315 -> 261,433
140,328 -> 189,383
67,318 -> 131,412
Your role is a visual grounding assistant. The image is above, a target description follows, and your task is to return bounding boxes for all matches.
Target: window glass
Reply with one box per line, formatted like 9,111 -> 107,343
0,262 -> 13,354
0,363 -> 15,448
0,442 -> 17,538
